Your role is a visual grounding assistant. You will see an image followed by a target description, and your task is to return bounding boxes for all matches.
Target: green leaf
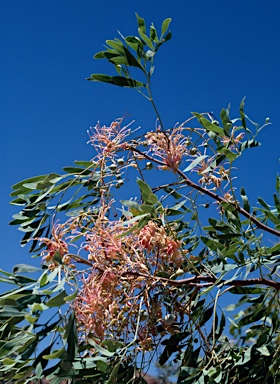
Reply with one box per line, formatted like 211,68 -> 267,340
13,264 -> 41,274
62,166 -> 92,175
105,42 -> 144,71
137,179 -> 158,205
240,187 -> 250,213
125,36 -> 144,52
258,197 -> 271,211
256,345 -> 271,356
161,18 -> 172,36
46,290 -> 68,307
274,193 -> 280,213
65,312 -> 78,362
276,174 -> 280,194
220,108 -> 231,136
88,74 -> 146,88
135,13 -> 146,34
239,97 -> 247,130
0,305 -> 29,318
88,339 -> 116,357
105,39 -> 125,53
117,213 -> 150,228
199,305 -> 213,327
74,160 -> 95,167
183,155 -> 208,172
236,346 -> 252,366
240,139 -> 261,152
217,147 -> 237,162
43,347 -> 65,360
11,175 -> 49,191
215,312 -> 226,340
150,24 -> 158,42
159,332 -> 190,366
120,200 -> 142,215
138,28 -> 154,50
192,113 -> 224,135
229,287 -> 263,294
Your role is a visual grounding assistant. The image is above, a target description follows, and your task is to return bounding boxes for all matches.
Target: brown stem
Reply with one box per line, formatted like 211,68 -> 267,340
130,146 -> 280,238
176,168 -> 280,238
120,271 -> 280,290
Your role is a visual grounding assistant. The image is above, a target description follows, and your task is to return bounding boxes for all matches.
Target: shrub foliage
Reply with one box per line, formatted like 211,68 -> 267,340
1,14 -> 280,384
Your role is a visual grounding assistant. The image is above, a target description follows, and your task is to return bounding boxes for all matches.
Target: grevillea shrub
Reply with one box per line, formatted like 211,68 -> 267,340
2,14 -> 280,384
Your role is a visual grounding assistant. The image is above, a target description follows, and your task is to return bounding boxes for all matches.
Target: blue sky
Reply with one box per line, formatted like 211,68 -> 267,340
2,0 -> 280,271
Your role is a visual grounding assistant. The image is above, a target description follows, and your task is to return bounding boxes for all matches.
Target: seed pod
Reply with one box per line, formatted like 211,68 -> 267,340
175,268 -> 184,277
190,147 -> 197,155
146,162 -> 153,170
117,158 -> 125,166
140,310 -> 149,321
164,314 -> 176,325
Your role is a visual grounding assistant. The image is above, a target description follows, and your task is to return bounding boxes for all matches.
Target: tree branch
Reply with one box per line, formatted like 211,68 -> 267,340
129,146 -> 280,238
120,271 -> 280,290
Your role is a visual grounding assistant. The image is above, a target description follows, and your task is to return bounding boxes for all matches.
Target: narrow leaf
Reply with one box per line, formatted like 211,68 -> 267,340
161,18 -> 172,36
183,155 -> 208,172
88,74 -> 145,88
135,13 -> 146,34
240,187 -> 250,213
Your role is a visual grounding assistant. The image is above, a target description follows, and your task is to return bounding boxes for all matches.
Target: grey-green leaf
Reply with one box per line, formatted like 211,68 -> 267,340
161,17 -> 172,36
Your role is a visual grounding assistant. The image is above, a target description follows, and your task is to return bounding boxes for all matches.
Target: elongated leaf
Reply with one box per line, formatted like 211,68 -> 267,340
137,179 -> 158,205
183,155 -> 208,172
217,147 -> 237,162
240,139 -> 260,152
105,39 -> 125,53
229,287 -> 263,294
46,290 -> 68,308
135,13 -> 146,34
215,312 -> 226,340
13,264 -> 41,274
125,36 -> 144,52
200,305 -> 213,327
11,175 -> 49,191
274,193 -> 280,213
161,18 -> 172,36
43,347 -> 65,360
276,174 -> 280,194
117,213 -> 150,228
88,339 -> 116,357
159,332 -> 189,366
240,187 -> 250,213
150,24 -> 158,42
239,97 -> 247,130
138,28 -> 154,50
192,113 -> 224,135
88,74 -> 145,88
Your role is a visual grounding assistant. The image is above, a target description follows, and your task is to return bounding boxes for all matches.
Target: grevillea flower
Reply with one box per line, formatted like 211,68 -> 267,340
220,128 -> 245,149
39,222 -> 70,268
73,215 -> 185,347
145,126 -> 188,171
138,220 -> 184,271
87,118 -> 134,162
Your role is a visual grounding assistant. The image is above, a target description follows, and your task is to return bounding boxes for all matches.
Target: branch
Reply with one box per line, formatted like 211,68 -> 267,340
129,146 -> 280,238
120,271 -> 280,290
176,168 -> 280,238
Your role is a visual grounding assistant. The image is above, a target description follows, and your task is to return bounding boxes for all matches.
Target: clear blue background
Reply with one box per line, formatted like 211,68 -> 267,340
2,0 -> 280,269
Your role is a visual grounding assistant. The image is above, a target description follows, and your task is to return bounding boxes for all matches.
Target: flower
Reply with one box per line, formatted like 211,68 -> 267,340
87,119 -> 134,161
145,126 -> 188,171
